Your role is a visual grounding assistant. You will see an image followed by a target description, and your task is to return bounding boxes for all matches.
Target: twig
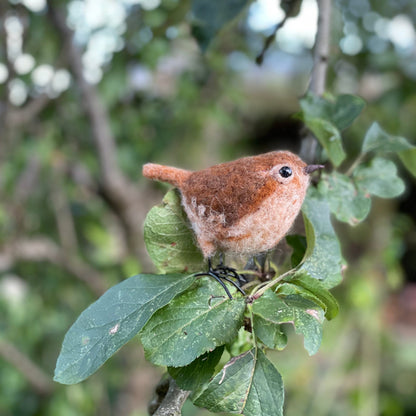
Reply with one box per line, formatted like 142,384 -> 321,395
45,0 -> 121,188
256,15 -> 289,65
0,4 -> 13,161
0,339 -> 55,395
256,0 -> 302,65
0,237 -> 107,295
6,94 -> 51,127
13,156 -> 41,204
45,0 -> 151,264
309,0 -> 331,95
345,152 -> 367,176
50,163 -> 79,255
150,377 -> 190,416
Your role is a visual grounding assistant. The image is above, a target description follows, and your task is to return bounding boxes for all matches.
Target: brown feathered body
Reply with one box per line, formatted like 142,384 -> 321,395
143,151 -> 311,259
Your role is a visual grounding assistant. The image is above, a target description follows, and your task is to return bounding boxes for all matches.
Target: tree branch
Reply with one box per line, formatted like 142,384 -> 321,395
0,237 -> 107,296
50,163 -> 79,255
300,0 -> 332,162
309,0 -> 331,95
45,0 -> 151,265
0,5 -> 14,162
256,15 -> 289,65
0,339 -> 55,396
12,155 -> 41,205
256,0 -> 302,65
6,94 -> 51,127
149,376 -> 190,416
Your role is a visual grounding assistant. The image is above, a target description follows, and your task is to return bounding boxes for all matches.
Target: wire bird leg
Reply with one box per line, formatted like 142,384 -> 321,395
195,258 -> 246,299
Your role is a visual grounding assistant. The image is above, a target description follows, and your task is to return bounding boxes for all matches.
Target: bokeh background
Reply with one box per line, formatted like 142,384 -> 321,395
0,0 -> 415,415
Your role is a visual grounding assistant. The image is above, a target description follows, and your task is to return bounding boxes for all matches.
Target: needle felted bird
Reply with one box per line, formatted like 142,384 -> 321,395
143,151 -> 323,298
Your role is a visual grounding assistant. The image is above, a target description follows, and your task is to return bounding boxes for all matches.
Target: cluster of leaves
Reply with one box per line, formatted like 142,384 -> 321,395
54,93 -> 415,415
54,186 -> 335,416
300,93 -> 416,225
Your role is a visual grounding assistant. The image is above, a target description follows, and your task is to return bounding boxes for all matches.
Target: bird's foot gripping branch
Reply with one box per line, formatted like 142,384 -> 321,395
54,94 -> 415,416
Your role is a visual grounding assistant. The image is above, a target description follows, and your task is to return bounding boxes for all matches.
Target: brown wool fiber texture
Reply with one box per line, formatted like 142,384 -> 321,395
143,151 -> 312,259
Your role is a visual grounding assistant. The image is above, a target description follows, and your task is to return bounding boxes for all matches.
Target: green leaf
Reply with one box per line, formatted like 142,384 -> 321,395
398,148 -> 416,177
362,122 -> 415,154
354,157 -> 405,198
144,189 -> 204,273
253,291 -> 324,355
299,93 -> 365,166
300,93 -> 365,131
190,0 -> 249,51
300,189 -> 345,288
140,279 -> 246,367
331,94 -> 366,130
361,123 -> 416,177
299,93 -> 330,119
193,348 -> 284,416
168,346 -> 224,391
282,272 -> 339,320
276,283 -> 325,318
253,315 -> 288,350
54,273 -> 195,384
318,172 -> 371,225
303,117 -> 346,167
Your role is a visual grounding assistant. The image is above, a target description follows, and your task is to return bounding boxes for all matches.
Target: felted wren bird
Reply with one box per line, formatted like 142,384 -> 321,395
143,151 -> 323,296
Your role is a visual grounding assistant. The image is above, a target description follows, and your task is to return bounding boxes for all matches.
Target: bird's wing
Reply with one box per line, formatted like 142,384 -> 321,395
182,159 -> 277,226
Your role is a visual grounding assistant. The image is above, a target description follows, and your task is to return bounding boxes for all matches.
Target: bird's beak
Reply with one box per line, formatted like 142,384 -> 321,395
304,164 -> 325,175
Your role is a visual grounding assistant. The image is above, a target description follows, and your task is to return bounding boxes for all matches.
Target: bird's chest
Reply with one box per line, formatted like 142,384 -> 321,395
220,190 -> 304,254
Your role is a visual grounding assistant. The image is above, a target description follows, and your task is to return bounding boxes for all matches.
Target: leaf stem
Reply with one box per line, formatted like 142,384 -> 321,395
345,152 -> 367,176
256,15 -> 289,64
247,303 -> 258,349
250,268 -> 296,300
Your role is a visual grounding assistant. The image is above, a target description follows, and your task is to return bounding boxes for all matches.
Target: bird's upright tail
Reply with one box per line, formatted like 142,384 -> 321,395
142,163 -> 191,188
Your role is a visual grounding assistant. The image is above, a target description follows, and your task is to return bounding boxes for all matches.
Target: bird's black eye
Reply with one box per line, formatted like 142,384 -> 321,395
279,166 -> 292,178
